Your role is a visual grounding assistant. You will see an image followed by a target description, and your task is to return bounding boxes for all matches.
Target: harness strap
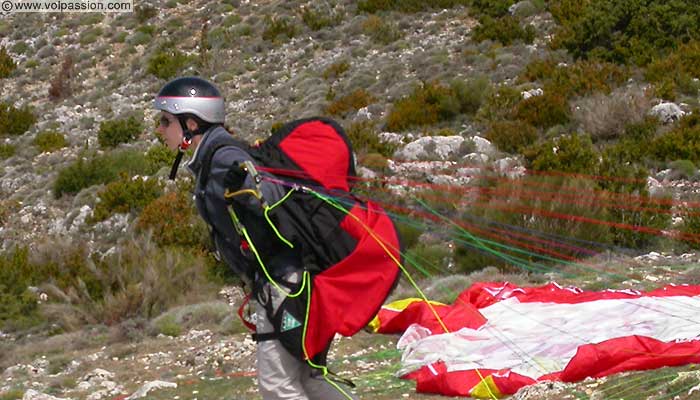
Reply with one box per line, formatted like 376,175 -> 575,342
252,332 -> 279,342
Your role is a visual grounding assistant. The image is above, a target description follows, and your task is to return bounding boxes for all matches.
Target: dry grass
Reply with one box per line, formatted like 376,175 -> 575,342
573,85 -> 651,141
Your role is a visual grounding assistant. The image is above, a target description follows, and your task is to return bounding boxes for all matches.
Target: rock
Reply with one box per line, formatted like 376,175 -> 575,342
124,381 -> 177,399
647,176 -> 664,197
395,136 -> 466,161
650,102 -> 685,124
22,390 -> 68,400
470,136 -> 496,157
521,87 -> 543,99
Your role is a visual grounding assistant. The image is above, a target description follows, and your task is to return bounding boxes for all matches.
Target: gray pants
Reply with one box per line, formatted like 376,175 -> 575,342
255,277 -> 358,400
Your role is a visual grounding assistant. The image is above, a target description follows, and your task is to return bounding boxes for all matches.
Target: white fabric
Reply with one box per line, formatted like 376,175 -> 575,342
398,295 -> 700,379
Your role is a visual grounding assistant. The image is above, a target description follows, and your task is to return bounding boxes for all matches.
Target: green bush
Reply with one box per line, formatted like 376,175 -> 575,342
0,102 -> 36,137
520,59 -> 628,99
79,27 -> 103,45
53,149 -> 154,198
33,130 -> 67,153
136,190 -> 208,248
153,314 -> 182,337
387,80 -> 487,131
0,247 -> 43,331
486,120 -> 538,154
0,143 -> 15,159
357,0 -> 469,13
301,7 -> 342,31
473,16 -> 536,45
362,15 -> 402,44
326,89 -> 375,116
360,152 -> 389,172
0,46 -> 16,79
645,40 -> 700,99
98,116 -> 144,148
347,121 -> 397,157
550,0 -> 700,66
514,91 -> 570,129
262,16 -> 297,42
145,145 -> 176,173
679,205 -> 700,249
146,48 -> 193,80
668,160 -> 698,180
462,175 -> 613,273
524,133 -> 598,174
476,85 -> 522,123
650,113 -> 700,163
90,176 -> 163,222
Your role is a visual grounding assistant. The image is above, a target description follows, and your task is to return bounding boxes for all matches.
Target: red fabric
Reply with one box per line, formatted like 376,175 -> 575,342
304,201 -> 401,358
403,362 -> 535,396
561,335 -> 700,382
457,282 -> 700,308
278,120 -> 351,191
374,300 -> 487,334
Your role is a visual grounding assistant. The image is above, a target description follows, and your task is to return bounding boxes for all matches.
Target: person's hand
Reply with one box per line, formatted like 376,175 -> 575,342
224,162 -> 248,193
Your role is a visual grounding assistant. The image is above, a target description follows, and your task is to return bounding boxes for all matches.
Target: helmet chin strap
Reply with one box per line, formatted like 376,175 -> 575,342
169,118 -> 202,180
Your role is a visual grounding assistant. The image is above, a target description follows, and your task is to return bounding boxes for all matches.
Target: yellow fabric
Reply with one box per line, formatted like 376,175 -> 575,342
367,298 -> 446,333
470,375 -> 503,399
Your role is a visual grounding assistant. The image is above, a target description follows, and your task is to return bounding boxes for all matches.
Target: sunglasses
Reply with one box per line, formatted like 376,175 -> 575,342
159,115 -> 173,128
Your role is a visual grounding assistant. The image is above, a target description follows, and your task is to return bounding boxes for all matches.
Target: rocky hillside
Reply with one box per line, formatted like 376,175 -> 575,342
2,0 -> 700,399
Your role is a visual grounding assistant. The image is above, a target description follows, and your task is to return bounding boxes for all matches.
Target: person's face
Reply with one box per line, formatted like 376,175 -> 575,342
156,112 -> 183,150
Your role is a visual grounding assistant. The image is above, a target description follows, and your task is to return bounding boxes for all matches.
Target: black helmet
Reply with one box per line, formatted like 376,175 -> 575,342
153,76 -> 225,123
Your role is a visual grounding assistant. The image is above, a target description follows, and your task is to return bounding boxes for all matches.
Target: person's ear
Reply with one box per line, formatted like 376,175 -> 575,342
185,118 -> 199,132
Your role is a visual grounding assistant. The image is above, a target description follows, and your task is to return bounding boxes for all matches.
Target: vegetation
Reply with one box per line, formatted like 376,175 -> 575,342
262,16 -> 297,42
97,116 -> 144,148
33,130 -> 67,152
472,16 -> 535,45
53,149 -> 156,198
347,121 -> 397,157
136,189 -> 208,248
357,0 -> 469,13
326,89 -> 375,116
146,48 -> 193,79
0,46 -> 16,79
550,0 -> 700,66
0,102 -> 36,137
90,176 -> 163,222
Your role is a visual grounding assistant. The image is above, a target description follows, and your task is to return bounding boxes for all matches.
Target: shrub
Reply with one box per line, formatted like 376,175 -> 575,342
486,120 -> 538,154
79,27 -> 102,45
645,40 -> 700,99
90,176 -> 163,222
514,91 -> 570,129
405,243 -> 452,278
0,102 -> 36,137
0,143 -> 15,159
48,56 -> 74,101
463,175 -> 612,273
651,113 -> 700,163
40,237 -> 219,328
301,6 -> 342,31
357,0 -> 469,13
146,48 -> 193,79
322,60 -> 350,80
0,247 -> 44,331
135,4 -> 157,23
360,152 -> 389,172
262,16 -> 297,42
524,133 -> 598,174
449,76 -> 492,116
387,80 -> 486,131
53,149 -> 153,198
550,0 -> 700,66
98,116 -> 144,148
153,314 -> 182,337
136,190 -> 208,248
347,121 -> 397,157
0,46 -> 16,79
33,130 -> 67,152
668,160 -> 697,180
472,16 -> 535,45
145,145 -> 176,173
520,59 -> 628,98
572,87 -> 650,141
679,205 -> 700,249
476,85 -> 522,123
326,89 -> 375,116
362,15 -> 402,45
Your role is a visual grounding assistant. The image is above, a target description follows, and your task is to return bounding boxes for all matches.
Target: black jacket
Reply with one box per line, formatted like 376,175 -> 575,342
187,126 -> 293,282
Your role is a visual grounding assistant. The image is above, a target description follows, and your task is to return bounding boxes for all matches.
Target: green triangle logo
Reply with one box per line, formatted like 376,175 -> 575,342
281,310 -> 302,332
